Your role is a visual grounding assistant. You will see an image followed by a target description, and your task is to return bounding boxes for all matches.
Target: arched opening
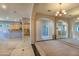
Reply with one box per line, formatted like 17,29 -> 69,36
36,18 -> 54,41
56,20 -> 68,39
72,20 -> 79,40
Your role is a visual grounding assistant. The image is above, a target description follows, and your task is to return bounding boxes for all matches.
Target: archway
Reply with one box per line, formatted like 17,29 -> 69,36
36,18 -> 54,41
56,20 -> 68,39
72,20 -> 79,40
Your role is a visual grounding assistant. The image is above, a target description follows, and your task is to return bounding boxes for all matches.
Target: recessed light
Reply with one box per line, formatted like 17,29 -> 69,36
2,5 -> 7,9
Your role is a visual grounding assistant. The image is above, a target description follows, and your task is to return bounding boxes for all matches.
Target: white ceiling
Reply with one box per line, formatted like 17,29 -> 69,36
34,3 -> 79,18
0,3 -> 34,21
1,3 -> 79,21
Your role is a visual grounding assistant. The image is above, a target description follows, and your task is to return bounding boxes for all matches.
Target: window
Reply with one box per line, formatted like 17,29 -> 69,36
42,23 -> 48,36
74,22 -> 79,32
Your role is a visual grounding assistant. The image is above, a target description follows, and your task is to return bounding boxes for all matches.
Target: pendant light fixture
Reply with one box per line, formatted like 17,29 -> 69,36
55,3 -> 67,16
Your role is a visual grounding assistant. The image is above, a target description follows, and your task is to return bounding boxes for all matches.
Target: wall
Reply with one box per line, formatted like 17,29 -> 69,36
31,11 -> 73,43
31,12 -> 55,43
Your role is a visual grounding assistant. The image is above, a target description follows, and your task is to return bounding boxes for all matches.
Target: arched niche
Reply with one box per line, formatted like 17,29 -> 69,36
56,20 -> 68,39
36,17 -> 54,41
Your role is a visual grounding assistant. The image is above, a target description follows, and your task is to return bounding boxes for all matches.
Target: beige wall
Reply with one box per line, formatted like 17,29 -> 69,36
31,10 -> 77,43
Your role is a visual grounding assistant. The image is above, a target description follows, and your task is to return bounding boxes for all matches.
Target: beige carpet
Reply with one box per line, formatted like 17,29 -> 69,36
35,40 -> 79,56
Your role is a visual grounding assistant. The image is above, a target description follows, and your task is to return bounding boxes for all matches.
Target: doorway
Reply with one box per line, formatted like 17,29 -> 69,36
73,20 -> 79,40
36,18 -> 54,41
0,21 -> 22,55
56,20 -> 68,39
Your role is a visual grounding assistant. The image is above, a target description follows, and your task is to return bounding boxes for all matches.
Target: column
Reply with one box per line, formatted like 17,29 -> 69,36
30,13 -> 36,44
54,17 -> 57,40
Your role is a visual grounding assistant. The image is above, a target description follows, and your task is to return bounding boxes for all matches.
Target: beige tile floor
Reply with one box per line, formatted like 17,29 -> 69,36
35,40 -> 79,56
0,37 -> 34,56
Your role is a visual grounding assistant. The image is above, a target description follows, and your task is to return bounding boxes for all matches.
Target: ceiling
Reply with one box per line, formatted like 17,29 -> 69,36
1,3 -> 79,21
0,3 -> 34,21
34,3 -> 79,18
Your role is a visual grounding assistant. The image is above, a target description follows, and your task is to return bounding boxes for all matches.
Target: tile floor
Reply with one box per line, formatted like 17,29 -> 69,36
0,37 -> 34,56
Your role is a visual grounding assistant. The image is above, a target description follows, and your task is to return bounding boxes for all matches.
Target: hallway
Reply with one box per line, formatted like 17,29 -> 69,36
0,38 -> 34,56
35,40 -> 79,56
0,3 -> 33,56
